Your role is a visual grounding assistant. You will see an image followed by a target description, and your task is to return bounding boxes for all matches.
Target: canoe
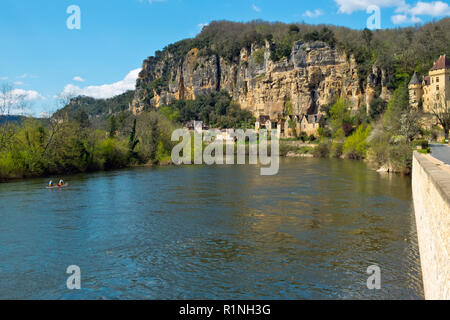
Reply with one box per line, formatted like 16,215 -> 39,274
46,183 -> 69,189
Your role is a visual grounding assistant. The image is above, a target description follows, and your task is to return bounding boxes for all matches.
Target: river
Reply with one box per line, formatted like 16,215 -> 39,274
0,158 -> 424,299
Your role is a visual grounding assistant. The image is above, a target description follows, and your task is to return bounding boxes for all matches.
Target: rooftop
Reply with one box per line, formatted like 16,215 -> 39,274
430,54 -> 450,71
409,72 -> 421,85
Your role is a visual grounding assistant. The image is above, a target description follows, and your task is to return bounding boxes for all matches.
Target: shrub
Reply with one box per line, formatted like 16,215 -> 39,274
299,132 -> 308,142
417,148 -> 431,154
97,138 -> 128,170
412,140 -> 429,149
343,125 -> 371,160
313,141 -> 330,158
369,98 -> 388,120
298,146 -> 313,154
331,142 -> 344,158
279,143 -> 298,156
388,142 -> 413,173
252,49 -> 265,65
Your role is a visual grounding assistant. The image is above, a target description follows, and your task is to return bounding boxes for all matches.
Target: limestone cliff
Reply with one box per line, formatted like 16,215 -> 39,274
133,40 -> 389,120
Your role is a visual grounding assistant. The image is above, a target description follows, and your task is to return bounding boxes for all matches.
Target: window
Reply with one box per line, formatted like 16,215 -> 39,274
437,85 -> 439,91
436,77 -> 439,83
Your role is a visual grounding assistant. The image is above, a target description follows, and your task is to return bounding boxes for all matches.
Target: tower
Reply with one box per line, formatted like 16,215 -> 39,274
423,54 -> 450,113
409,72 -> 423,109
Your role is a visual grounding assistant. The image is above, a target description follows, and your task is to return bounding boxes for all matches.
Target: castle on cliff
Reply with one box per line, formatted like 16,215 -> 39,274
409,54 -> 450,112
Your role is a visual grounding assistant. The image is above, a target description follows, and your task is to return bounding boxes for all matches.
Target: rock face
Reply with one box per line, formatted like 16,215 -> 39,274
133,40 -> 388,120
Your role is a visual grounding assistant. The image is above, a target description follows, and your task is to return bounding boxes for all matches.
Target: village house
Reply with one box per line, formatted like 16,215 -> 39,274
184,120 -> 210,132
300,114 -> 323,137
255,113 -> 323,138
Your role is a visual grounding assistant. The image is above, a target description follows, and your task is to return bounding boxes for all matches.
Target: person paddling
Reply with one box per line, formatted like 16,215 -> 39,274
48,180 -> 54,187
57,179 -> 64,187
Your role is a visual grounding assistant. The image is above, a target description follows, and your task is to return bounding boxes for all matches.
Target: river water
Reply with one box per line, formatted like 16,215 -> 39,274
0,158 -> 423,299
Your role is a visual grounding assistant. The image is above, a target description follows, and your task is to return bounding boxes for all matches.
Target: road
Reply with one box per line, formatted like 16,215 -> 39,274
430,144 -> 450,165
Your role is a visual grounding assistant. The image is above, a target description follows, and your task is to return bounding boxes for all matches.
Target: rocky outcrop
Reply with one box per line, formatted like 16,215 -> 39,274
133,40 -> 389,120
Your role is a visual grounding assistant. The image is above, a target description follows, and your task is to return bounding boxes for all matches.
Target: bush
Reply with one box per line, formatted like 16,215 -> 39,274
279,143 -> 298,156
343,125 -> 371,159
331,142 -> 344,158
299,132 -> 308,142
418,148 -> 431,154
298,146 -> 313,154
313,142 -> 330,158
97,138 -> 128,170
388,142 -> 413,173
369,98 -> 388,120
412,139 -> 429,149
252,49 -> 265,65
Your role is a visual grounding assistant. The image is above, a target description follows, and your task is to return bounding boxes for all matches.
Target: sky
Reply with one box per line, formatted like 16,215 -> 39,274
0,0 -> 449,116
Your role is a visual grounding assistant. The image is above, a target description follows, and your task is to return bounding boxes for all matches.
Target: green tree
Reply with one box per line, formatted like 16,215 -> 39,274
329,98 -> 352,139
108,115 -> 117,138
343,125 -> 372,159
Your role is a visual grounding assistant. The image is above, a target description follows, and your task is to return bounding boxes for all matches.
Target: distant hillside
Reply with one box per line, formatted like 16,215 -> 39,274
0,115 -> 26,125
54,90 -> 134,120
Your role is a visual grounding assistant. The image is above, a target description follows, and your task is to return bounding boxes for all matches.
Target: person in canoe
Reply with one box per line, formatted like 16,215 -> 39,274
48,180 -> 54,187
57,179 -> 64,187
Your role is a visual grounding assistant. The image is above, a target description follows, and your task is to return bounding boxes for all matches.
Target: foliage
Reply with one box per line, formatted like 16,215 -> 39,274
313,141 -> 330,158
54,91 -> 134,121
330,142 -> 344,158
369,98 -> 388,121
163,91 -> 254,128
343,125 -> 371,159
252,49 -> 265,65
0,109 -> 179,180
328,98 -> 352,139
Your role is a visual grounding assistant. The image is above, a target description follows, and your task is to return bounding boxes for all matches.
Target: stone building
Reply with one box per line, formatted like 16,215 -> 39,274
300,114 -> 323,137
255,113 -> 322,138
409,54 -> 450,113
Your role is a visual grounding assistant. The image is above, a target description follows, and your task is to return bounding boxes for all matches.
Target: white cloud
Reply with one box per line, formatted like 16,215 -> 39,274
334,0 -> 450,25
0,76 -> 8,81
17,74 -> 28,79
5,89 -> 45,101
252,4 -> 261,12
60,68 -> 141,100
198,23 -> 208,30
138,0 -> 167,3
39,111 -> 52,118
73,76 -> 85,82
391,14 -> 423,24
334,0 -> 405,14
13,81 -> 24,86
410,1 -> 450,16
303,9 -> 324,18
0,89 -> 45,115
391,1 -> 450,24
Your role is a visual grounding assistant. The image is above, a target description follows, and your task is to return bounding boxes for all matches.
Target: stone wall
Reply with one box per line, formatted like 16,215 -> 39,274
412,152 -> 450,300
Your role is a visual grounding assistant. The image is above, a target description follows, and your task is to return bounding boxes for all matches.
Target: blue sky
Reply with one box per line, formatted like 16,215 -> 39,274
0,0 -> 449,116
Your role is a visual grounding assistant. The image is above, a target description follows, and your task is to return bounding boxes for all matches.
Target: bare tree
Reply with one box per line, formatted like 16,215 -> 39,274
0,83 -> 27,150
41,94 -> 73,156
400,108 -> 421,142
0,83 -> 13,117
430,93 -> 450,141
